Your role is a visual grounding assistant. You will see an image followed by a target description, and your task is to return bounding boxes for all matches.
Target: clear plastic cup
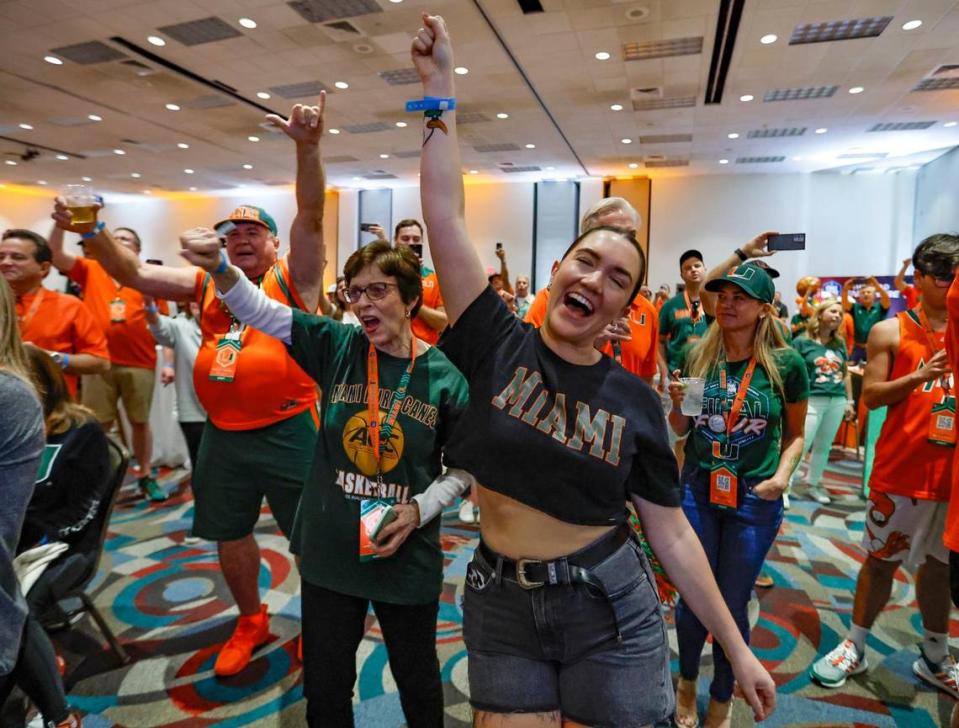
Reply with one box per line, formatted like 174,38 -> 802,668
680,377 -> 706,417
62,184 -> 98,226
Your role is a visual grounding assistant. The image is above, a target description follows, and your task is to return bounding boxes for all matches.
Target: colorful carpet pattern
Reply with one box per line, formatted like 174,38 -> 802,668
41,452 -> 958,727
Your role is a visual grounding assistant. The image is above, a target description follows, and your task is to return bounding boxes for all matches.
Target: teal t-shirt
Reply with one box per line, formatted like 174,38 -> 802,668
685,348 -> 809,480
793,335 -> 847,397
659,293 -> 709,372
286,310 -> 469,604
852,302 -> 888,346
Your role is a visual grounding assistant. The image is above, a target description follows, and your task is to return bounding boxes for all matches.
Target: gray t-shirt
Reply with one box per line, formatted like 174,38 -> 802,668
148,314 -> 207,423
0,370 -> 44,674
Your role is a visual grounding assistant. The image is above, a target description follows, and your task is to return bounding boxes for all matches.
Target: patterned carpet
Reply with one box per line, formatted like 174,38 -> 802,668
27,450 -> 959,727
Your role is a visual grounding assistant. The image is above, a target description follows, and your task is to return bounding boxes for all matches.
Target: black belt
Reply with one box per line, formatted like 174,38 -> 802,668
478,525 -> 630,590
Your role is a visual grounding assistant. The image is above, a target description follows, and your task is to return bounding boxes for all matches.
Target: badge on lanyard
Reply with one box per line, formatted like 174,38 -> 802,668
707,356 -> 758,510
109,297 -> 126,323
209,326 -> 243,382
709,463 -> 738,510
929,396 -> 957,447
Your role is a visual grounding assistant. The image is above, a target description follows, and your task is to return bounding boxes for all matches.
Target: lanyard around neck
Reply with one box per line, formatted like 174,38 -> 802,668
684,290 -> 701,323
916,306 -> 951,394
17,288 -> 46,329
367,335 -> 417,477
718,355 -> 758,439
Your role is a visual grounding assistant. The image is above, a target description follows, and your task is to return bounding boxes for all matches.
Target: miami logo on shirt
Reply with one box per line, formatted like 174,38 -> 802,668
694,376 -> 771,460
813,350 -> 843,385
342,409 -> 405,477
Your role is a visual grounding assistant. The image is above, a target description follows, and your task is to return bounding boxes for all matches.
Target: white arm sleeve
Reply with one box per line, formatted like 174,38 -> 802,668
147,315 -> 177,348
412,468 -> 475,527
217,269 -> 294,344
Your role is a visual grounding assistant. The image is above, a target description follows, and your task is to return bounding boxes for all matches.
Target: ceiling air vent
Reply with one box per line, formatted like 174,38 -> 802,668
632,96 -> 696,111
323,155 -> 358,163
789,16 -> 892,44
838,152 -> 888,159
390,150 -> 420,159
638,134 -> 692,144
516,0 -> 545,12
475,143 -> 522,153
747,127 -> 806,138
343,121 -> 391,134
49,40 -> 126,64
914,77 -> 959,91
269,81 -> 330,99
158,17 -> 242,46
379,69 -> 420,86
288,0 -> 382,23
868,121 -> 936,131
500,166 -> 542,173
645,159 -> 689,168
736,156 -> 786,164
763,86 -> 837,102
363,172 -> 398,180
623,36 -> 702,61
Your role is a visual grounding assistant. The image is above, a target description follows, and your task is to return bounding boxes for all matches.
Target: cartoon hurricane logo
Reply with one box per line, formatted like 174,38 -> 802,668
342,409 -> 405,476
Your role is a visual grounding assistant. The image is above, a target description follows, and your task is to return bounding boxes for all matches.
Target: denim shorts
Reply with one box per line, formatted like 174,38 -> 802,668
463,530 -> 674,727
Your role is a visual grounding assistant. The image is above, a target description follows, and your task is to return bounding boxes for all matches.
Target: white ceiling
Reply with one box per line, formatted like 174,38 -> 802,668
0,0 -> 957,194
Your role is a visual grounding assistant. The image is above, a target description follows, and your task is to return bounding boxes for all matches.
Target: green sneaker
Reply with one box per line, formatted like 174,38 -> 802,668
139,476 -> 168,502
810,639 -> 868,688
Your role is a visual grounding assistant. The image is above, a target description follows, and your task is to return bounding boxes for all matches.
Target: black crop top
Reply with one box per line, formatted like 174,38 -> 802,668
440,286 -> 681,526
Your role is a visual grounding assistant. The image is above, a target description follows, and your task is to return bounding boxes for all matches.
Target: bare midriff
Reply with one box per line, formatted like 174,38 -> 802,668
475,483 -> 617,561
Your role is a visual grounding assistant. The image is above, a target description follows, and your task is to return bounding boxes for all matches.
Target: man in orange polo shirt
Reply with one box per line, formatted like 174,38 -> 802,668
50,94 -> 327,678
48,223 -> 169,502
1,228 -> 109,395
392,218 -> 447,344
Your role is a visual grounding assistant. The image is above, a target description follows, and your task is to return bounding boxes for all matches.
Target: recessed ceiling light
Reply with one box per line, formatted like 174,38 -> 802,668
147,35 -> 165,46
238,17 -> 257,29
610,104 -> 623,111
165,103 -> 180,111
378,153 -> 390,159
113,149 -> 125,155
739,94 -> 754,102
595,51 -> 611,60
395,121 -> 407,128
902,19 -> 922,30
37,180 -> 47,185
469,169 -> 478,174
727,132 -> 739,139
44,55 -> 63,65
88,114 -> 102,121
815,127 -> 828,134
4,160 -> 16,166
177,142 -> 189,149
18,123 -> 33,130
719,159 -> 730,165
143,190 -> 152,195
792,156 -> 803,160
81,176 -> 92,181
525,143 -> 536,149
131,172 -> 141,178
329,128 -> 340,135
390,0 -> 403,3
56,154 -> 69,160
621,138 -> 632,144
248,135 -> 260,142
849,86 -> 864,94
454,66 -> 469,75
545,166 -> 555,170
242,163 -> 253,169
334,81 -> 349,89
184,168 -> 194,174
760,34 -> 778,44
628,163 -> 639,169
189,186 -> 197,191
256,91 -> 271,99
352,176 -> 362,181
945,121 -> 958,128
496,112 -> 509,119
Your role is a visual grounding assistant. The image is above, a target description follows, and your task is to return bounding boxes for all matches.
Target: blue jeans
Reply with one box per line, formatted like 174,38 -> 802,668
675,473 -> 783,702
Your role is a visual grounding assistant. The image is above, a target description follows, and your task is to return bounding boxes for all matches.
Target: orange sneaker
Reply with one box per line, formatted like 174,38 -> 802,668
214,605 -> 270,677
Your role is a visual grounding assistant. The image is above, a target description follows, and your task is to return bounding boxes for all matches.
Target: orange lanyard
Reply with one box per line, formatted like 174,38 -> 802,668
367,335 -> 417,478
718,356 -> 758,440
917,306 -> 951,394
17,288 -> 46,330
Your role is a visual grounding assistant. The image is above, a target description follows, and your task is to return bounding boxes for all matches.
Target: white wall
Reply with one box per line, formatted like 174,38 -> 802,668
914,146 -> 959,242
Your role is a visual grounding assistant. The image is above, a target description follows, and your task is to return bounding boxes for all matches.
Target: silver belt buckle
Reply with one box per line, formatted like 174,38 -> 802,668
515,558 -> 545,589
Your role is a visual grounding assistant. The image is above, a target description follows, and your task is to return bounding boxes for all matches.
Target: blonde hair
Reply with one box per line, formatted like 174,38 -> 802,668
0,278 -> 33,384
804,297 -> 844,348
686,305 -> 789,396
580,196 -> 640,233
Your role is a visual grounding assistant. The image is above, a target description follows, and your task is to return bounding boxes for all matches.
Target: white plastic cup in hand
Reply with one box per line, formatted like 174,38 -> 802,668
679,377 -> 706,416
62,184 -> 98,226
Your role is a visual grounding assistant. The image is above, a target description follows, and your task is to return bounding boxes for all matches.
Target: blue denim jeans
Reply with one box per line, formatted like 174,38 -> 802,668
675,472 -> 783,702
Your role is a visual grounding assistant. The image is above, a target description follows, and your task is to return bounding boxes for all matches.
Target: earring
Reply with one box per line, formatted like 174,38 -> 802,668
405,309 -> 411,319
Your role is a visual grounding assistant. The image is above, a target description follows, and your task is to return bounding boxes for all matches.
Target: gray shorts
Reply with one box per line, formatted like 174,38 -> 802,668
463,529 -> 674,727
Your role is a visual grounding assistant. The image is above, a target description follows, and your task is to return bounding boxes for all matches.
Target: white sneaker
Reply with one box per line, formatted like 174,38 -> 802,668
459,500 -> 475,523
809,484 -> 832,504
914,650 -> 959,699
810,639 -> 868,688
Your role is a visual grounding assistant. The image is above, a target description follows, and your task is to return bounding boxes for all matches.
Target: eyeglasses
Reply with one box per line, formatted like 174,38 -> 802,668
345,282 -> 398,303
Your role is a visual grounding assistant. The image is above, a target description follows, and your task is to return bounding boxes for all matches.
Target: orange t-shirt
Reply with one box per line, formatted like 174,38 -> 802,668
16,287 -> 110,396
68,257 -> 166,370
600,295 -> 659,379
870,309 -> 954,502
523,287 -> 550,327
943,278 -> 959,550
411,270 -> 444,345
192,257 -> 318,431
841,312 -> 855,356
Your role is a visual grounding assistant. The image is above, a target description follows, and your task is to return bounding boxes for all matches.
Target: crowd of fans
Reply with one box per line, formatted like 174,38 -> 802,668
2,13 -> 959,728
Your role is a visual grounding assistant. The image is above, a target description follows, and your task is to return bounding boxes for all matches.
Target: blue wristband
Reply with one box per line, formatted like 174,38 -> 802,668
60,353 -> 70,369
214,250 -> 229,274
405,96 -> 456,112
80,221 -> 105,240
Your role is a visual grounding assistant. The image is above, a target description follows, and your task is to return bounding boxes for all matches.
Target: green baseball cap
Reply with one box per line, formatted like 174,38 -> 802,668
214,205 -> 278,235
705,263 -> 775,303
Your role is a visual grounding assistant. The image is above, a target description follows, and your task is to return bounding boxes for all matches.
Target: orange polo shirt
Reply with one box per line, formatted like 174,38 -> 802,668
523,287 -> 550,327
68,257 -> 166,370
599,295 -> 659,379
16,286 -> 110,396
411,269 -> 445,345
192,256 -> 318,431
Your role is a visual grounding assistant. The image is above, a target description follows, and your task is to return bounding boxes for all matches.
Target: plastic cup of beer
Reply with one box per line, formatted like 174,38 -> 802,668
63,184 -> 98,226
679,377 -> 706,417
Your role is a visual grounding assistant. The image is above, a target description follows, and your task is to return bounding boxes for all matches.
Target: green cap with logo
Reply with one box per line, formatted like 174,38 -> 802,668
214,205 -> 278,235
705,263 -> 775,303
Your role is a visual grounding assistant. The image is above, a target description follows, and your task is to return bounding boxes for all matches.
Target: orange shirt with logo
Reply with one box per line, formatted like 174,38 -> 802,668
870,309 -> 954,502
192,257 -> 318,431
600,295 -> 659,379
16,287 -> 110,396
68,257 -> 166,370
943,278 -> 959,550
411,270 -> 445,345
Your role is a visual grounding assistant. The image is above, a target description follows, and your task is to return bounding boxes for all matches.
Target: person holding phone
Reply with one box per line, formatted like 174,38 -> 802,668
179,233 -> 469,728
392,219 -> 448,345
413,15 -> 777,728
842,275 -> 891,363
670,254 -> 808,727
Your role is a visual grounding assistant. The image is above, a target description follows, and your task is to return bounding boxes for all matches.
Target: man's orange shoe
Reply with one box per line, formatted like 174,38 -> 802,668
214,605 -> 270,677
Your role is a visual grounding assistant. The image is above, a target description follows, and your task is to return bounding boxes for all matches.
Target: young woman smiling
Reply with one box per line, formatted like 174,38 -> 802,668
412,14 -> 776,728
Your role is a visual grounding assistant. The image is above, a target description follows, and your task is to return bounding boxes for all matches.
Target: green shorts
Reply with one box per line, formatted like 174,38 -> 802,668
191,408 -> 317,541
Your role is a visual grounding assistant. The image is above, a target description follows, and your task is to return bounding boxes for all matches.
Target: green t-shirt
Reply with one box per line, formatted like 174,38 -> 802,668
793,335 -> 847,397
659,293 -> 709,372
685,348 -> 809,480
286,310 -> 469,604
852,302 -> 888,346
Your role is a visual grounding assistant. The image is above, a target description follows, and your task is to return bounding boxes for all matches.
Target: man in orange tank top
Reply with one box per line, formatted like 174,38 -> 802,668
50,95 -> 328,679
811,234 -> 959,698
